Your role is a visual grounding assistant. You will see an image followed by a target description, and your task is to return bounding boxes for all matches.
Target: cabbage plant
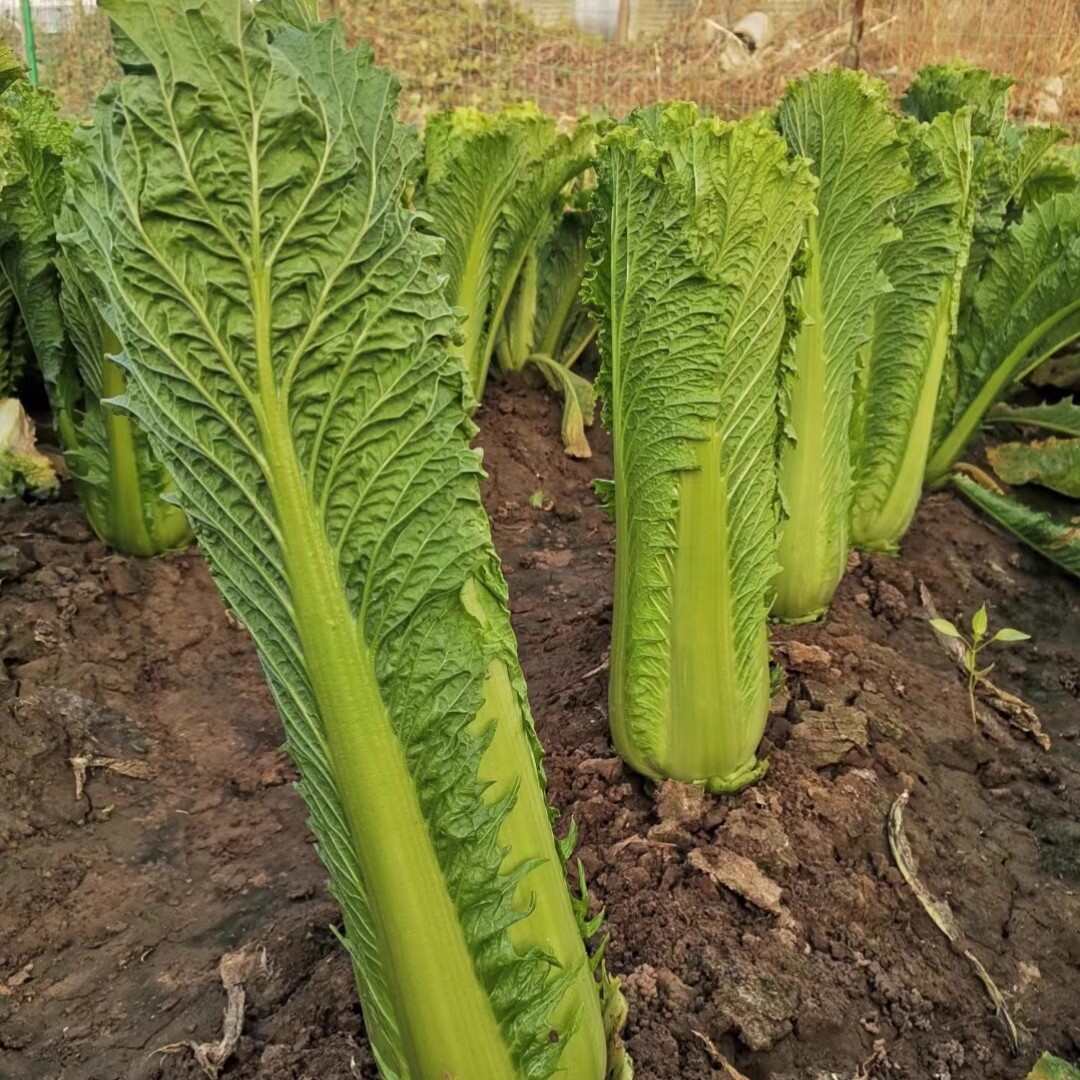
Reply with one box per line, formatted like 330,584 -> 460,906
0,65 -> 190,553
497,208 -> 597,457
850,108 -> 977,550
773,70 -> 912,622
417,105 -> 598,449
589,104 -> 814,791
906,66 -> 1080,482
60,2 -> 624,1077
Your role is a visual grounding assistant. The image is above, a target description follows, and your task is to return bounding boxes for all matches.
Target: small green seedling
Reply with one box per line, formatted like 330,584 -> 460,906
930,604 -> 1030,731
529,488 -> 554,511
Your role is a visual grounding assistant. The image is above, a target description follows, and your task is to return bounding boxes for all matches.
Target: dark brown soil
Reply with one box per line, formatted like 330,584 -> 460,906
2,379 -> 1079,1080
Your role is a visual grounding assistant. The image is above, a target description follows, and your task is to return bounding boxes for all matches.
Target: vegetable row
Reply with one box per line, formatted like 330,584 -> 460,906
0,1 -> 1078,1076
588,67 -> 1080,790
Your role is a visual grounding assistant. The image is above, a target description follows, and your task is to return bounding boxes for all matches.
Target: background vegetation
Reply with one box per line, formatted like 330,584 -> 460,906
5,0 -> 1079,128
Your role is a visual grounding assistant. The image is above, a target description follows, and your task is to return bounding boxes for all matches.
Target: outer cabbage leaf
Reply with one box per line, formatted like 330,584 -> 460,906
588,103 -> 814,791
60,4 -> 611,1078
1030,346 -> 1080,389
418,106 -> 596,403
902,64 -> 1012,138
952,472 -> 1080,579
851,109 -> 976,551
927,192 -> 1080,480
1008,126 -> 1079,206
989,396 -> 1080,436
987,437 -> 1080,498
773,70 -> 911,621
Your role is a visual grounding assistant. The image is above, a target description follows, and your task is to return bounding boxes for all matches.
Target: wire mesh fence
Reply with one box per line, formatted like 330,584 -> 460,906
334,0 -> 1079,125
0,0 -> 96,35
3,0 -> 1078,130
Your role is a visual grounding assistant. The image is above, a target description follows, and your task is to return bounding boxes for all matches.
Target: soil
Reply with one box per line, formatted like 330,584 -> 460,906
2,378 -> 1079,1080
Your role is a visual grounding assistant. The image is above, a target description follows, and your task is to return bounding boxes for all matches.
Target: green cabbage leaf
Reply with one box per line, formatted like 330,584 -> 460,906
952,472 -> 1080,580
987,437 -> 1080,498
989,396 -> 1080,436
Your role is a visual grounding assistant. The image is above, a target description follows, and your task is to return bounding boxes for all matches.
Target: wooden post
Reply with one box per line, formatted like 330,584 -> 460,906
615,0 -> 632,45
843,0 -> 866,69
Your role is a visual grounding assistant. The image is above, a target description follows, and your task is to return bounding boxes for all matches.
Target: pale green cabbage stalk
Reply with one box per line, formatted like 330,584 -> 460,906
417,105 -> 597,427
588,103 -> 814,792
0,69 -> 190,554
850,108 -> 977,551
773,70 -> 912,623
57,245 -> 193,555
59,2 -> 625,1077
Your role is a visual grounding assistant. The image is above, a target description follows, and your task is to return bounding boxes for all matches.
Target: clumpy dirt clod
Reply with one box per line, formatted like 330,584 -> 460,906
2,380 -> 1079,1079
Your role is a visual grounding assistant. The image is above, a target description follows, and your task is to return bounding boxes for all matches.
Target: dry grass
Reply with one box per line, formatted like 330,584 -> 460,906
16,0 -> 1080,131
863,0 -> 1080,126
333,0 -> 1080,127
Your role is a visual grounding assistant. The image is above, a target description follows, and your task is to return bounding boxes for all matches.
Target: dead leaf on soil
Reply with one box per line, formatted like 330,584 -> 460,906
610,833 -> 676,855
787,709 -> 869,767
775,640 -> 833,673
887,791 -> 1020,1055
655,778 -> 708,826
70,754 -> 153,801
154,945 -> 267,1079
691,1028 -> 751,1079
919,583 -> 1050,751
0,961 -> 33,996
688,847 -> 788,921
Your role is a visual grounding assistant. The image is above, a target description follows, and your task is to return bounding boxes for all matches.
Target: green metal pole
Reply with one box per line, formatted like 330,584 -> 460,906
20,0 -> 38,86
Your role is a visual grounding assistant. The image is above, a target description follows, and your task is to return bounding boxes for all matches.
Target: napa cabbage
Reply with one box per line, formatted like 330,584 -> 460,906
0,64 -> 190,553
497,207 -> 597,457
773,69 -> 912,621
588,103 -> 814,791
417,105 -> 598,453
59,2 -> 625,1077
902,65 -> 1080,483
850,108 -> 977,550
